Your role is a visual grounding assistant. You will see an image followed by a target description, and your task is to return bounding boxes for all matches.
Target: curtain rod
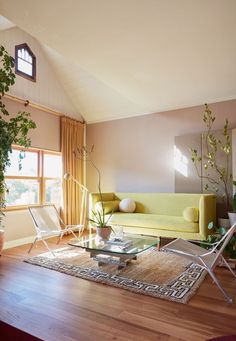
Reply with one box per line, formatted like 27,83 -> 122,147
3,93 -> 85,123
4,93 -> 63,117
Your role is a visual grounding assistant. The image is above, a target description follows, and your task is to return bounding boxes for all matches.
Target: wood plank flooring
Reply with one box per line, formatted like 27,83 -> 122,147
0,235 -> 236,341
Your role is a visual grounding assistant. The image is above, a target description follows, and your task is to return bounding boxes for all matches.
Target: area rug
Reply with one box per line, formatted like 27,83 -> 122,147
25,246 -> 207,304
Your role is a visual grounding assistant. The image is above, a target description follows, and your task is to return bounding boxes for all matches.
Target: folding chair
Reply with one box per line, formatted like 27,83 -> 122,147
28,205 -> 82,255
161,223 -> 236,303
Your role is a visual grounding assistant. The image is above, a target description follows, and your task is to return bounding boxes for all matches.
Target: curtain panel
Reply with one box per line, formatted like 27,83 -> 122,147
61,116 -> 85,225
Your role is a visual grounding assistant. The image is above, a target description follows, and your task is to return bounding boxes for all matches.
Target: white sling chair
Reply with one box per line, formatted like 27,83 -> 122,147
28,205 -> 82,255
161,223 -> 236,303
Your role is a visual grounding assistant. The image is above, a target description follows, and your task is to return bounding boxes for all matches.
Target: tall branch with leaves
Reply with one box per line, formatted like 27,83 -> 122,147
74,145 -> 113,228
233,181 -> 236,213
0,45 -> 36,227
190,104 -> 232,215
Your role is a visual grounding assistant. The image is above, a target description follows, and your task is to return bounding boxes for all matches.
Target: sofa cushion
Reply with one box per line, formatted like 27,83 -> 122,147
183,207 -> 199,223
108,213 -> 199,233
95,200 -> 120,215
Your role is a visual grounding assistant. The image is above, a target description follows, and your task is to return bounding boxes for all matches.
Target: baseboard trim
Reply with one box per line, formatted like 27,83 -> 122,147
3,229 -> 88,250
4,236 -> 35,250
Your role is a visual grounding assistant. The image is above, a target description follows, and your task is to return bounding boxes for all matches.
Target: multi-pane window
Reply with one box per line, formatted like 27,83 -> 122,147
5,147 -> 62,208
15,43 -> 36,81
44,154 -> 62,205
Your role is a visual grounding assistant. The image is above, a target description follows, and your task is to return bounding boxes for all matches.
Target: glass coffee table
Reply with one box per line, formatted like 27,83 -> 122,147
68,233 -> 159,269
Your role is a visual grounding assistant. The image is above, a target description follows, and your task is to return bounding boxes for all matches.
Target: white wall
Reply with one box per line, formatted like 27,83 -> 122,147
4,211 -> 36,249
0,26 -> 82,120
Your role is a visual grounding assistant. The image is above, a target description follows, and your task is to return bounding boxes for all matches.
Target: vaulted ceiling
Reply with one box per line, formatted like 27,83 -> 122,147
0,0 -> 236,123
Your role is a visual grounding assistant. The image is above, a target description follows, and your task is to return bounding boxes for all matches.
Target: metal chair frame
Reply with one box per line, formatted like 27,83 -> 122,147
161,223 -> 236,303
28,204 -> 82,256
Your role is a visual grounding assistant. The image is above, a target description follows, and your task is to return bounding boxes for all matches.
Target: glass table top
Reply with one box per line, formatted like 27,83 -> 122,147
68,233 -> 159,255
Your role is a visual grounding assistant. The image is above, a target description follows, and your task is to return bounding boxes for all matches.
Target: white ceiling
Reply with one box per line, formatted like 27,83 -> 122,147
0,0 -> 236,123
0,14 -> 15,30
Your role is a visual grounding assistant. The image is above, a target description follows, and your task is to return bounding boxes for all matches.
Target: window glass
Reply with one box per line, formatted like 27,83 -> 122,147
5,150 -> 38,177
44,154 -> 62,178
45,179 -> 62,206
18,58 -> 33,76
15,44 -> 36,81
5,179 -> 39,206
5,148 -> 62,208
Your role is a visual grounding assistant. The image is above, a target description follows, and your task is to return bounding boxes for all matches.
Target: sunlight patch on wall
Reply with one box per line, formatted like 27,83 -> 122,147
174,145 -> 188,177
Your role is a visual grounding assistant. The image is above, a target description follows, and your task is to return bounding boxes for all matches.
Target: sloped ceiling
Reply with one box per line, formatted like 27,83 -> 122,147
0,15 -> 15,30
0,0 -> 236,123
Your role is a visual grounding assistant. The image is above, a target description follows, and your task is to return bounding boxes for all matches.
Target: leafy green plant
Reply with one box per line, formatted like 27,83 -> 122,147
201,222 -> 236,259
190,104 -> 232,216
74,145 -> 113,228
233,180 -> 236,212
0,45 -> 36,228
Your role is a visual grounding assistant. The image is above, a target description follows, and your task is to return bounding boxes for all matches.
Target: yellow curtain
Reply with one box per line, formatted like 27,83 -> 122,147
61,116 -> 85,225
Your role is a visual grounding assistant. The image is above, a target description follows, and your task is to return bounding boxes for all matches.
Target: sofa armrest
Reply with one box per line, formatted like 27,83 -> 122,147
199,194 -> 216,239
89,192 -> 116,227
89,192 -> 115,217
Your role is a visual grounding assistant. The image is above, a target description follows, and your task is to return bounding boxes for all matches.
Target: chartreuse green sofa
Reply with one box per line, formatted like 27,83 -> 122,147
90,193 -> 216,240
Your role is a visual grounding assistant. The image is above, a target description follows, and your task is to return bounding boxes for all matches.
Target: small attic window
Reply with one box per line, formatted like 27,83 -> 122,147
15,43 -> 36,82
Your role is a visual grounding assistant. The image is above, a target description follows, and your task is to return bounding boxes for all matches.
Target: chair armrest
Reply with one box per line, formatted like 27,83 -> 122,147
161,247 -> 198,258
162,246 -> 217,259
188,240 -> 218,246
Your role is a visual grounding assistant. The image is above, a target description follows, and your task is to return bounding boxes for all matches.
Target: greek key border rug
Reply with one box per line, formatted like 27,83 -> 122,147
25,246 -> 206,304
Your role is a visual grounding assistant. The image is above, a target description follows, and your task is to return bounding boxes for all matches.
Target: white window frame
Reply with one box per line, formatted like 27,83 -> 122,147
5,146 -> 61,211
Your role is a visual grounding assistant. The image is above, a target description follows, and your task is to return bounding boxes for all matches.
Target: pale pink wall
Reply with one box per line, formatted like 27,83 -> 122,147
3,97 -> 60,151
87,99 -> 236,193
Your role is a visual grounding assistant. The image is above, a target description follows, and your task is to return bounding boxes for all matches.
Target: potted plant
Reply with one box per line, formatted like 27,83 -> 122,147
74,145 -> 113,240
0,45 -> 36,254
190,104 -> 232,227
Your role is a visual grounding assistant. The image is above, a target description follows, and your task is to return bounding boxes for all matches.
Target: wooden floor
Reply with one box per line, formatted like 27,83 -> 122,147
0,235 -> 236,341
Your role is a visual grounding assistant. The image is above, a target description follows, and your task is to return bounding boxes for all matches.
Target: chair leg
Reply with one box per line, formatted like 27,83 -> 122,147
221,256 -> 236,278
73,229 -> 79,239
77,227 -> 82,238
207,268 -> 233,303
69,229 -> 79,239
41,238 -> 56,257
157,237 -> 161,251
57,232 -> 64,244
28,237 -> 38,253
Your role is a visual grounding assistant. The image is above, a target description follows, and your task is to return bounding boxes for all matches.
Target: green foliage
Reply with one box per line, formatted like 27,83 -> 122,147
0,45 -> 36,227
0,45 -> 15,115
201,223 -> 236,259
190,104 -> 232,215
89,209 -> 114,229
74,145 -> 113,228
233,180 -> 236,212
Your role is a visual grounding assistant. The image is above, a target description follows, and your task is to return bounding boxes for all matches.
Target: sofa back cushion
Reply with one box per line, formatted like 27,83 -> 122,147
114,193 -> 203,216
95,200 -> 120,214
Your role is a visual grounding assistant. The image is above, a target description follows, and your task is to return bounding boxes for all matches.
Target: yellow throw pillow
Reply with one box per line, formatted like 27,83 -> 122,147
183,207 -> 199,223
95,200 -> 120,214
